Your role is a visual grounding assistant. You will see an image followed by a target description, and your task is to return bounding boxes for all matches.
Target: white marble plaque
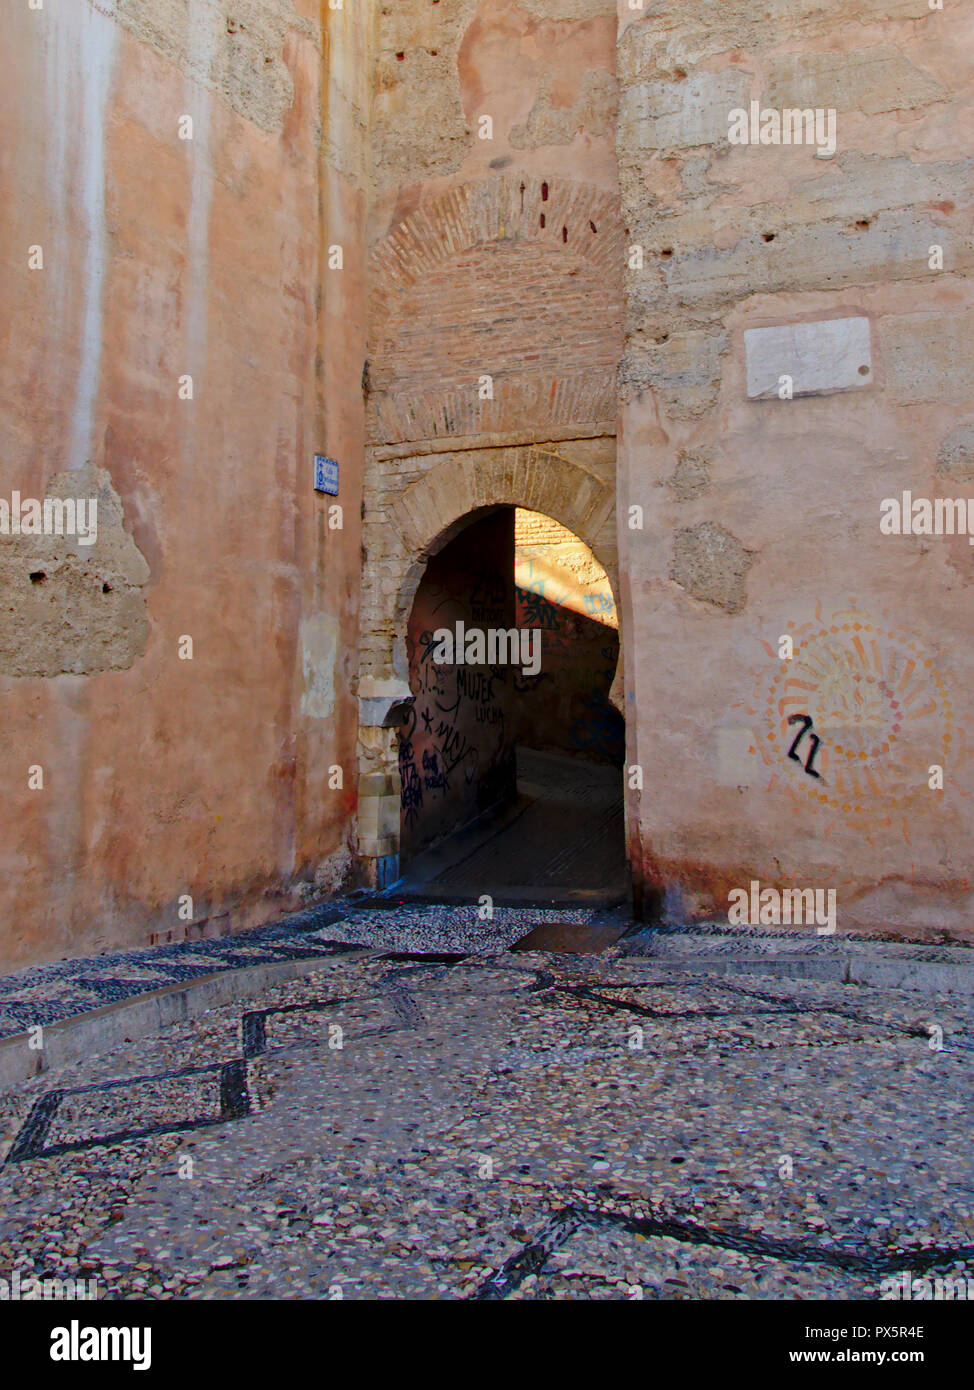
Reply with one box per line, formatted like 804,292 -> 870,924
745,316 -> 872,399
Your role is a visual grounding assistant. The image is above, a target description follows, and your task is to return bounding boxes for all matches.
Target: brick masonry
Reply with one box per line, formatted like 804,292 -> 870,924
367,175 -> 623,447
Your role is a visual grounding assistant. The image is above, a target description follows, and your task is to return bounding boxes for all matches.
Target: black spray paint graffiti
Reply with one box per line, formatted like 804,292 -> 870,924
787,713 -> 822,779
422,748 -> 448,792
411,628 -> 448,698
434,718 -> 480,783
399,671 -> 486,822
517,587 -> 563,632
470,566 -> 508,624
398,705 -> 424,829
457,665 -> 507,727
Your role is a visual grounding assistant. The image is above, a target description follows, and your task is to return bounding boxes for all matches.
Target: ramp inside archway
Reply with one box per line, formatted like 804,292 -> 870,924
401,745 -> 627,906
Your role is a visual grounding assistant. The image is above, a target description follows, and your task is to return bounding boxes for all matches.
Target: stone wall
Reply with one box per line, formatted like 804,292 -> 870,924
0,0 -> 370,969
617,0 -> 974,936
6,0 -> 970,963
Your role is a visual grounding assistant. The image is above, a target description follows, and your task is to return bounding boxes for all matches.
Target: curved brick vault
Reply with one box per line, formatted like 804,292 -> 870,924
367,174 -> 624,447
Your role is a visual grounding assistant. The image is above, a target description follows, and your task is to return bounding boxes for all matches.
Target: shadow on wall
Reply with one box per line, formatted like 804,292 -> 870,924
399,506 -> 624,865
514,584 -> 623,766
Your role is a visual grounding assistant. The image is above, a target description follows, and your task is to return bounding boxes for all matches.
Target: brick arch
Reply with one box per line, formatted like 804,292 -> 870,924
367,175 -> 624,447
370,174 -> 624,293
355,441 -> 621,883
390,444 -> 617,683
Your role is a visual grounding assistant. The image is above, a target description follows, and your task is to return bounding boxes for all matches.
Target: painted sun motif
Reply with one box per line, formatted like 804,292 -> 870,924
741,601 -> 959,841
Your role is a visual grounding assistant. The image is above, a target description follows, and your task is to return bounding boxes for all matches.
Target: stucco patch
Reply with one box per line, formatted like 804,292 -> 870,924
511,67 -> 616,147
715,726 -> 756,787
883,313 -> 974,405
0,465 -> 150,678
299,612 -> 338,719
670,522 -> 753,614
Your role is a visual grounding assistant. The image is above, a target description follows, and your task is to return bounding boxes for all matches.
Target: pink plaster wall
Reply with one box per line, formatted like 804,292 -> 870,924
0,1 -> 368,969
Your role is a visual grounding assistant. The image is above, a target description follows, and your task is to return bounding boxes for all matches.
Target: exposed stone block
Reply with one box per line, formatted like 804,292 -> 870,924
652,215 -> 954,309
766,47 -> 945,117
670,522 -> 753,613
667,452 -> 712,500
618,70 -> 751,152
619,331 -> 727,418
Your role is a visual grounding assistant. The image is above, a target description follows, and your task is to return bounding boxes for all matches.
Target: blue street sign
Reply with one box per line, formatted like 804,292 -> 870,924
314,455 -> 339,495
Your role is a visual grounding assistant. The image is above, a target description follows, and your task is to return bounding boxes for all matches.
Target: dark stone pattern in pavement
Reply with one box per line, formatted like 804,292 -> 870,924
1,941 -> 972,1300
0,902 -> 606,1042
0,904 -> 357,1041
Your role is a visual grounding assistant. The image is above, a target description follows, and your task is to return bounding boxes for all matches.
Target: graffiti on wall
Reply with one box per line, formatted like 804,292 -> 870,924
740,601 -> 968,842
400,514 -> 516,851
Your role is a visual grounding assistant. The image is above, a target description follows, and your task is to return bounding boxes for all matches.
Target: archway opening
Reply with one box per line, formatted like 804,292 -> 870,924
397,505 -> 627,906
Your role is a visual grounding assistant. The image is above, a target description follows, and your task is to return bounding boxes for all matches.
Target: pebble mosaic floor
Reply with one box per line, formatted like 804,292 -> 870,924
0,899 -> 602,1041
1,910 -> 972,1300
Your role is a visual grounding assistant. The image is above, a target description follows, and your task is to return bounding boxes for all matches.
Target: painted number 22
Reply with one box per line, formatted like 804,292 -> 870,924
787,713 -> 822,780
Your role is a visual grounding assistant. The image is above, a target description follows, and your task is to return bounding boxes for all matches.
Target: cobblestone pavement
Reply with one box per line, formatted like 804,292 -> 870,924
0,899 -> 593,1041
1,925 -> 973,1300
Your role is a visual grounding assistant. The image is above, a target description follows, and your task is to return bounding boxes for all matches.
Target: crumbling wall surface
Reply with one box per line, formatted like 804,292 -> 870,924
371,0 -> 617,218
0,466 -> 150,678
617,0 -> 974,937
367,0 -> 622,449
0,0 -> 369,970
